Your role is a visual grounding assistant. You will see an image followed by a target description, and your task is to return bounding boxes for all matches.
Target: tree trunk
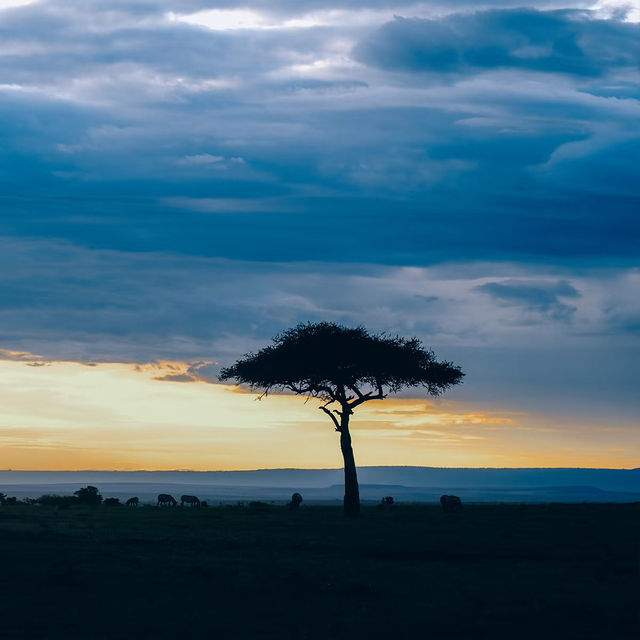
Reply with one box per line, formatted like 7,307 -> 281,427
340,413 -> 360,517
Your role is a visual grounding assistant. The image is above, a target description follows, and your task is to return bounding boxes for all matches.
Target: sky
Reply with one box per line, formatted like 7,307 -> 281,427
0,0 -> 638,470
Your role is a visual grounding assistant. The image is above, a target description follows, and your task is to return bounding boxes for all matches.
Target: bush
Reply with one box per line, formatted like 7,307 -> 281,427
248,501 -> 272,509
0,496 -> 34,506
289,492 -> 303,510
74,486 -> 102,506
37,494 -> 77,508
103,497 -> 121,506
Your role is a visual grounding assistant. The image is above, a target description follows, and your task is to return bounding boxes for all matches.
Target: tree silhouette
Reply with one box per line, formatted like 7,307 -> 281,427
74,485 -> 102,506
219,322 -> 464,517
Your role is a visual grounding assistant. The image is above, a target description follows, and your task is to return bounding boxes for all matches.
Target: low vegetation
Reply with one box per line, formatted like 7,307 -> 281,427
0,501 -> 637,639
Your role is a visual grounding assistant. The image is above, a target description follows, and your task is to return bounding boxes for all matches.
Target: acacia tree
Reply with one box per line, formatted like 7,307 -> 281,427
219,322 -> 464,517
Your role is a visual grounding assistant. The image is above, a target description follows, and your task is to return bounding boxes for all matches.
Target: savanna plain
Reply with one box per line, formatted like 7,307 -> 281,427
0,502 -> 637,639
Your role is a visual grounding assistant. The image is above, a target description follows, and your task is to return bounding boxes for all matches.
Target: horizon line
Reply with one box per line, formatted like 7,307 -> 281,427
1,466 -> 638,472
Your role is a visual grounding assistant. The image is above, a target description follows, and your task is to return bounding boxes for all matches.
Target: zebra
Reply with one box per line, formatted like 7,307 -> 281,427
440,494 -> 463,513
157,493 -> 177,507
180,495 -> 201,508
125,497 -> 139,507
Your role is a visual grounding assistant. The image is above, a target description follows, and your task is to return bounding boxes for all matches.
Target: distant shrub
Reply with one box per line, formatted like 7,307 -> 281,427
0,496 -> 33,506
440,494 -> 463,513
74,486 -> 102,506
248,501 -> 272,509
378,496 -> 395,509
200,500 -> 208,508
103,497 -> 121,506
37,494 -> 77,508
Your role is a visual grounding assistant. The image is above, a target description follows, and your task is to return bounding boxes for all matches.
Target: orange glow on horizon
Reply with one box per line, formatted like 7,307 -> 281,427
0,358 -> 637,470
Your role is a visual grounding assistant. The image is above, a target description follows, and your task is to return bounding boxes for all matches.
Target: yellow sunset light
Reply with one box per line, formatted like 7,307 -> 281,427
0,358 -> 637,470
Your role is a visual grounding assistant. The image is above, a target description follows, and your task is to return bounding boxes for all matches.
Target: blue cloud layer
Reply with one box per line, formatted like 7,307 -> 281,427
0,4 -> 636,265
0,236 -> 637,418
354,9 -> 640,75
0,1 -> 638,422
475,279 -> 581,320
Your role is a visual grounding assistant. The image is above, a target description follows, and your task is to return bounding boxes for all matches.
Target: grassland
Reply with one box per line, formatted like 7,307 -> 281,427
0,503 -> 637,639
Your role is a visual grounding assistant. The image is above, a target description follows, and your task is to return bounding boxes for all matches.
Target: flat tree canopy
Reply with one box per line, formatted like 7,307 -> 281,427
220,322 -> 464,516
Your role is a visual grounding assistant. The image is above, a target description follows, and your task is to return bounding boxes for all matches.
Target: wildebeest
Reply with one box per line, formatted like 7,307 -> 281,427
157,493 -> 177,507
180,495 -> 201,508
440,494 -> 463,513
288,492 -> 303,510
125,497 -> 139,507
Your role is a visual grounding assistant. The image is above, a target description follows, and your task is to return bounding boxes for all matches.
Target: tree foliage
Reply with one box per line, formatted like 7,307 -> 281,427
220,322 -> 464,421
37,494 -> 77,508
73,485 -> 102,506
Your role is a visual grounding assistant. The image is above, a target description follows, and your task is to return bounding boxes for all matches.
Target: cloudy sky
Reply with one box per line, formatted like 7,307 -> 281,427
0,0 -> 638,469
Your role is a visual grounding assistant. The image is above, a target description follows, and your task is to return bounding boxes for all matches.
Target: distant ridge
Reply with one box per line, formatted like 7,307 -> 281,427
1,466 -> 638,492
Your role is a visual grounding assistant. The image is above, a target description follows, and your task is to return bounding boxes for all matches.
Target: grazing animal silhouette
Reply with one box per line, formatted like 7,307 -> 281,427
440,494 -> 463,513
289,492 -> 303,510
180,495 -> 201,508
126,497 -> 139,507
157,493 -> 177,507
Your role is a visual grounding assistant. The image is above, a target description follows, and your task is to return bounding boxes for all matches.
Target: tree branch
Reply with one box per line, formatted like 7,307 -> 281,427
346,384 -> 365,400
315,384 -> 338,402
286,383 -> 310,395
319,404 -> 341,431
285,382 -> 336,403
348,381 -> 386,410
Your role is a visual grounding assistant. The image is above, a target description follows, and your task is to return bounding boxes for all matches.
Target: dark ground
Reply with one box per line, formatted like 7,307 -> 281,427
0,503 -> 637,639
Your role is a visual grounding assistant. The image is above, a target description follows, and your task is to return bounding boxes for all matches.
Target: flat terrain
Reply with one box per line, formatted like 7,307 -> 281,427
0,503 -> 637,639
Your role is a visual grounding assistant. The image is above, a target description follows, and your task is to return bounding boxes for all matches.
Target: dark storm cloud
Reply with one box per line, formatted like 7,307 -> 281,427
0,236 -> 635,359
475,279 -> 581,320
354,9 -> 640,75
0,4 -> 636,267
